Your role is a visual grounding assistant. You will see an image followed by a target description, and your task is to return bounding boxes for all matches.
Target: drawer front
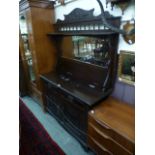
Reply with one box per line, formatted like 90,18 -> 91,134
44,82 -> 59,97
88,123 -> 133,155
88,137 -> 113,155
89,115 -> 134,153
46,96 -> 64,120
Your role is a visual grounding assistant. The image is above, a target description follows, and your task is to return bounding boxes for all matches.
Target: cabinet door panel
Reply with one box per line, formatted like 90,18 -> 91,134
46,96 -> 58,118
63,97 -> 87,131
19,15 -> 36,84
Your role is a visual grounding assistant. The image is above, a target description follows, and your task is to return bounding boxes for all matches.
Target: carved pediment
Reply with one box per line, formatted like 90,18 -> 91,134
64,8 -> 95,22
56,8 -> 114,24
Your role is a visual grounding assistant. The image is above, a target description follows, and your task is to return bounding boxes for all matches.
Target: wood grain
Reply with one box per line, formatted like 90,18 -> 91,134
19,0 -> 56,104
88,96 -> 135,154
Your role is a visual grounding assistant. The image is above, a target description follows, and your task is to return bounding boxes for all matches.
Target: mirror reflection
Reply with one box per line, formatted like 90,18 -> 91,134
62,36 -> 111,67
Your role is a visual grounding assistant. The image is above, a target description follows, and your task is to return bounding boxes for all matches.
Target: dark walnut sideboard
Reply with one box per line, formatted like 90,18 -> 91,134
88,97 -> 135,155
40,8 -> 122,148
40,57 -> 113,147
40,7 -> 135,154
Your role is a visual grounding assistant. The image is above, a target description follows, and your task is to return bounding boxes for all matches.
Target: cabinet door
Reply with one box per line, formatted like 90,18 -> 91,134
19,52 -> 28,96
46,95 -> 60,119
61,95 -> 87,143
19,14 -> 36,85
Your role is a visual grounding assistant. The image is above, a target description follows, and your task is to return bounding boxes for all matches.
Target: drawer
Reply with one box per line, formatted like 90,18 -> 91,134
46,96 -> 64,120
89,115 -> 134,153
88,136 -> 113,155
88,123 -> 133,155
45,82 -> 59,95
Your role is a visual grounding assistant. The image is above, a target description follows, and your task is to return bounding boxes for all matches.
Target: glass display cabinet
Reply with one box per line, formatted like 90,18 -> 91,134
19,15 -> 36,84
19,0 -> 56,105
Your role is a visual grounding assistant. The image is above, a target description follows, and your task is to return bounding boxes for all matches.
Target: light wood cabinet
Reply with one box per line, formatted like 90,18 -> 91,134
88,97 -> 135,155
19,0 -> 56,105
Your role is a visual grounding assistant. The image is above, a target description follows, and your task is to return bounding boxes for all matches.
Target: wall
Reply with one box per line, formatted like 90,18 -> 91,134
52,0 -> 135,105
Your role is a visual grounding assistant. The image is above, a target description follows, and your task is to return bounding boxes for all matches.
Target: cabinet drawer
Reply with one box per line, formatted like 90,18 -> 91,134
88,123 -> 133,155
44,82 -> 59,96
89,115 -> 134,153
88,137 -> 113,155
46,96 -> 64,120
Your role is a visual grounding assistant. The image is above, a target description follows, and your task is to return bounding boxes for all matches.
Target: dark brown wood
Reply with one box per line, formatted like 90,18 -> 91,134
106,0 -> 131,4
40,59 -> 115,147
19,0 -> 56,105
41,76 -> 89,147
40,72 -> 111,106
47,31 -> 118,36
40,8 -> 121,149
47,8 -> 120,94
88,96 -> 135,155
57,57 -> 109,90
53,8 -> 121,34
48,34 -> 119,93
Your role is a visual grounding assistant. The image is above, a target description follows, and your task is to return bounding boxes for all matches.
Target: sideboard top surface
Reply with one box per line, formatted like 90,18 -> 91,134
40,72 -> 111,106
89,96 -> 135,142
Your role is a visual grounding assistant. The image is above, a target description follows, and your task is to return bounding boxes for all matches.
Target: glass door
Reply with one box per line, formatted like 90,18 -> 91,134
19,15 -> 36,84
